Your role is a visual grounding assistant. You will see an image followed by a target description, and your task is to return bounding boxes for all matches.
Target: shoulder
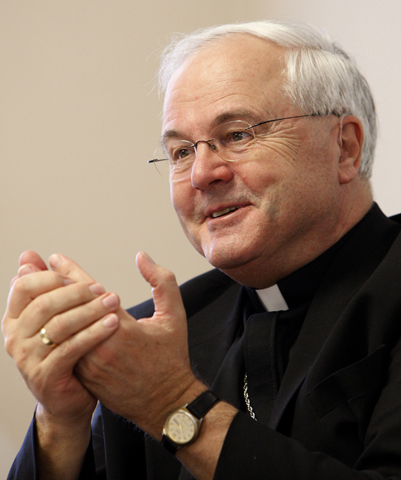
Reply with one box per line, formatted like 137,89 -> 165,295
390,212 -> 401,225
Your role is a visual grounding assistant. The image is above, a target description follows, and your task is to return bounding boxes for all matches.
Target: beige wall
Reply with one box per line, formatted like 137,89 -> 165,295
1,0 -> 400,475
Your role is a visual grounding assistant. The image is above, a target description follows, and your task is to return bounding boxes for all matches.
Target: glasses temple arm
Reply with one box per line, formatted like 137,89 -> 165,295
148,158 -> 168,164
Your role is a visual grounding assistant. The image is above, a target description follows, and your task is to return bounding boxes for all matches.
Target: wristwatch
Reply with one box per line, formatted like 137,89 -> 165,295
161,390 -> 220,454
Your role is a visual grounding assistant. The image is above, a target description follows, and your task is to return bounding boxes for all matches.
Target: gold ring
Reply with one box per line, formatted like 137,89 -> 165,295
39,328 -> 57,348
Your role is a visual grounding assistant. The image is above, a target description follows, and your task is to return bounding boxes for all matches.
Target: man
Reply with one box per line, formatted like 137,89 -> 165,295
4,20 -> 401,479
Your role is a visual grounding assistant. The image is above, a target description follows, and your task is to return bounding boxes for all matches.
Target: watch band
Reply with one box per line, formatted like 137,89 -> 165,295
161,390 -> 220,454
186,390 -> 220,419
162,433 -> 183,455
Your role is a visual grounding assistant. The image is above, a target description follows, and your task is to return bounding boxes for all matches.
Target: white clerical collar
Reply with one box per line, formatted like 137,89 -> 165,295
256,284 -> 289,312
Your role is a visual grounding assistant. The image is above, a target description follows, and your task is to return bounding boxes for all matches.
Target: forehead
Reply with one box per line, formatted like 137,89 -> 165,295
162,35 -> 290,130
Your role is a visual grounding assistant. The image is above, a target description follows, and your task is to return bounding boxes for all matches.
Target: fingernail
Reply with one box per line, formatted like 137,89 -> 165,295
49,254 -> 62,269
18,264 -> 35,276
89,283 -> 106,295
102,293 -> 119,309
103,314 -> 119,328
142,252 -> 156,265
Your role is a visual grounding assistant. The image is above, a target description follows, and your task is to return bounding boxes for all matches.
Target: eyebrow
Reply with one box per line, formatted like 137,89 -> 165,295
161,109 -> 257,145
214,109 -> 255,124
161,129 -> 183,145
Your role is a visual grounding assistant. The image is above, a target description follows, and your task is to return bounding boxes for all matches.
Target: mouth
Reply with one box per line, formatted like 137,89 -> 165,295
210,206 -> 239,218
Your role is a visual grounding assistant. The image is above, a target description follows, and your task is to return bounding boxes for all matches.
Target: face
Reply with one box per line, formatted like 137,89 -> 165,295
162,35 -> 346,287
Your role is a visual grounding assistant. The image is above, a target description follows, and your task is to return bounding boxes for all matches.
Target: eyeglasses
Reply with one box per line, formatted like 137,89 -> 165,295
148,113 -> 328,182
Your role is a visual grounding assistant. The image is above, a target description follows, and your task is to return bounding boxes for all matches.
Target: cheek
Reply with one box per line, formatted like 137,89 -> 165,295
236,159 -> 287,207
170,184 -> 200,239
170,183 -> 188,217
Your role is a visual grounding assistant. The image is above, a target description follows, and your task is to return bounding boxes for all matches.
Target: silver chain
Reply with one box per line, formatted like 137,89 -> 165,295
243,374 -> 257,421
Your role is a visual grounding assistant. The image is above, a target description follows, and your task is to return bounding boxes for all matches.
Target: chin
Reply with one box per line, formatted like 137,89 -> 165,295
205,249 -> 254,273
203,243 -> 272,286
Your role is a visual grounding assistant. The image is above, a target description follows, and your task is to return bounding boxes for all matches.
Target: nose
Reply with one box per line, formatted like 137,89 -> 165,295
190,141 -> 234,190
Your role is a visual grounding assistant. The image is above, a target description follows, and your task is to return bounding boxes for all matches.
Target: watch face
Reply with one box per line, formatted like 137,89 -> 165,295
166,410 -> 198,445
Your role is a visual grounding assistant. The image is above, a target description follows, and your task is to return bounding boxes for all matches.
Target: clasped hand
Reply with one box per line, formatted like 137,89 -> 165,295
2,250 -> 197,438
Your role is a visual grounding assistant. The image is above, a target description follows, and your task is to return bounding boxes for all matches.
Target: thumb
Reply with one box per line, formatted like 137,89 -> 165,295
48,253 -> 96,284
136,251 -> 185,319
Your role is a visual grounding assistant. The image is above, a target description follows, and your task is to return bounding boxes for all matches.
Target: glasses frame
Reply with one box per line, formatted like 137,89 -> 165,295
148,113 -> 335,180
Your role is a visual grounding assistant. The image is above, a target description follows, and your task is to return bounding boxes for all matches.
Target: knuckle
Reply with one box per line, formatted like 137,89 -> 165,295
33,294 -> 52,316
58,339 -> 77,359
1,313 -> 9,333
3,333 -> 15,355
89,302 -> 103,319
86,323 -> 109,348
86,296 -> 102,315
66,282 -> 91,304
159,268 -> 177,284
93,341 -> 114,364
4,334 -> 29,368
51,313 -> 66,335
11,276 -> 29,295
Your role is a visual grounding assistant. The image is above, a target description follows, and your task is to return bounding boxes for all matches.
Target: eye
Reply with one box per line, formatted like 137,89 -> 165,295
170,144 -> 195,167
231,131 -> 249,142
224,129 -> 253,145
176,148 -> 191,159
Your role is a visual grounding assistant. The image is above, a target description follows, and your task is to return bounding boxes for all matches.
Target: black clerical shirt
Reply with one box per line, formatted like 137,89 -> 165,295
240,204 -> 380,423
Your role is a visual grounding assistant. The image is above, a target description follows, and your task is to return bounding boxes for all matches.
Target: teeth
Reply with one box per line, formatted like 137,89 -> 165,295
211,207 -> 238,218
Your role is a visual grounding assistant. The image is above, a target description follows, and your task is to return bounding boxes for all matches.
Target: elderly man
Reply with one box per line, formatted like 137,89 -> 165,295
4,20 -> 401,480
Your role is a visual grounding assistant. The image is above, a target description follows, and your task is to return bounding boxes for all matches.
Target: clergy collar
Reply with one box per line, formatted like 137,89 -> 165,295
254,230 -> 347,312
256,284 -> 289,312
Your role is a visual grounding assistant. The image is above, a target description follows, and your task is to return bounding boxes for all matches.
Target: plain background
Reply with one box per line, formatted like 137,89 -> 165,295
1,0 -> 401,475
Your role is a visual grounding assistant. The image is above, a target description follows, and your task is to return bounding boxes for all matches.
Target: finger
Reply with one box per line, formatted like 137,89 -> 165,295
18,263 -> 43,277
24,314 -> 120,401
36,292 -> 120,349
44,313 -> 120,368
49,254 -> 95,284
3,282 -> 110,362
10,263 -> 43,288
17,281 -> 107,338
136,251 -> 185,319
6,271 -> 75,319
19,251 -> 48,271
9,252 -> 48,287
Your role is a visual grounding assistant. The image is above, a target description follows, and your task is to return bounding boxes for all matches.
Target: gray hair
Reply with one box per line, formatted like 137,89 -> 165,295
159,20 -> 376,179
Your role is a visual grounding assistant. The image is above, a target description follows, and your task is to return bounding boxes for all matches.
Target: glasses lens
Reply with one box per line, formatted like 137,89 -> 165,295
161,140 -> 196,182
210,120 -> 255,161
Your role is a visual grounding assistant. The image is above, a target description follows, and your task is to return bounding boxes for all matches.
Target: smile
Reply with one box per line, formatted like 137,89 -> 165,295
211,207 -> 239,218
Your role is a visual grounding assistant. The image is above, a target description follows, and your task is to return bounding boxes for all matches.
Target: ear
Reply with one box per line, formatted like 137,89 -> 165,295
337,115 -> 364,185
